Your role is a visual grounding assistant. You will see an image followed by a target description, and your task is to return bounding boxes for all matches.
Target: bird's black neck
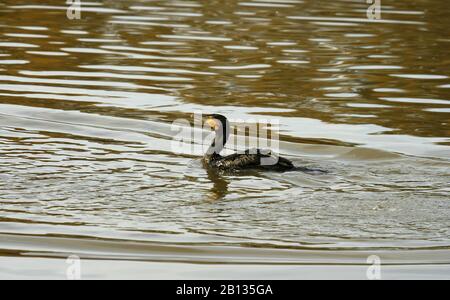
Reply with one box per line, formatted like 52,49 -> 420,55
206,119 -> 230,158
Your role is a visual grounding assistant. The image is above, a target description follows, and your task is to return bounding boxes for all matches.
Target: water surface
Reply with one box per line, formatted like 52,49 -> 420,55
0,0 -> 449,279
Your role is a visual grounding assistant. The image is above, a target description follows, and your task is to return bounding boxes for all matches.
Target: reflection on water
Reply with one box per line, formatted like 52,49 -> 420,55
0,0 -> 449,278
205,168 -> 230,202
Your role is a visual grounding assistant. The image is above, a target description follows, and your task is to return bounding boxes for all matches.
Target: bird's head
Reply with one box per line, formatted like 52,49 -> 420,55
205,114 -> 228,130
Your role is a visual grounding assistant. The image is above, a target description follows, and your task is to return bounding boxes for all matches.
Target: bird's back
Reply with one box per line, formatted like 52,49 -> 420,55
211,149 -> 294,172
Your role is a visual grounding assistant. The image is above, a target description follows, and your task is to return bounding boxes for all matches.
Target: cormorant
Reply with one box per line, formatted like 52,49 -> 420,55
203,114 -> 295,172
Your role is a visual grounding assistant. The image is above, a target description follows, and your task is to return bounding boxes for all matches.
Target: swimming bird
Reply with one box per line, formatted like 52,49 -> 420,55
203,114 -> 295,172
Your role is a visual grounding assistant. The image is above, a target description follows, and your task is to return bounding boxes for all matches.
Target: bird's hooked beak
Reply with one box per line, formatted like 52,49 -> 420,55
206,116 -> 219,130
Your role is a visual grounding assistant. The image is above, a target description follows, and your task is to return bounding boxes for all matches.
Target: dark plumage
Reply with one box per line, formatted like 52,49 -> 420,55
202,114 -> 295,172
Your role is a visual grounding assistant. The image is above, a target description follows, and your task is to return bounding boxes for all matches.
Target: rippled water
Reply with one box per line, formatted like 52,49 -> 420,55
0,0 -> 449,279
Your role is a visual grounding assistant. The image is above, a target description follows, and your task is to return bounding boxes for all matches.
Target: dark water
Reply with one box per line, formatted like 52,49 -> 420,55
0,0 -> 449,279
